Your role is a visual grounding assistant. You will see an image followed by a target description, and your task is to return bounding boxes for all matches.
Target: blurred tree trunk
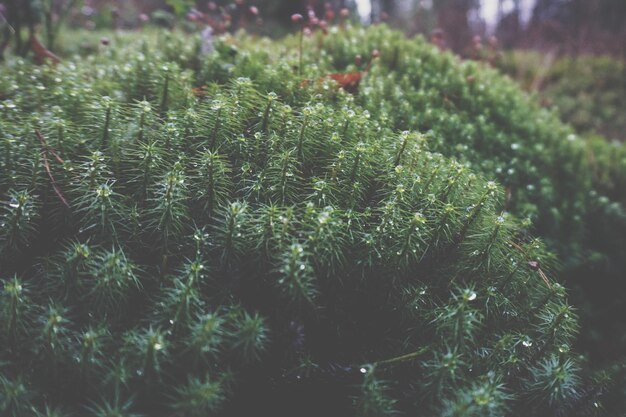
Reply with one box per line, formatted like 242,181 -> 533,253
3,0 -> 23,56
1,1 -> 20,59
434,0 -> 477,52
569,0 -> 585,58
371,0 -> 395,21
496,0 -> 522,49
18,0 -> 36,56
43,0 -> 79,52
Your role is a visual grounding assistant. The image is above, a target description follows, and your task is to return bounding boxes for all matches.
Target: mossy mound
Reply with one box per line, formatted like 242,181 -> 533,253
218,25 -> 626,274
0,27 -> 611,416
189,24 -> 626,366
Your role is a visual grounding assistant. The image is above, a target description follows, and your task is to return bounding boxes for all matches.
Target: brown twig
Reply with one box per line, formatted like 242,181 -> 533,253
30,33 -> 61,65
509,240 -> 552,288
366,345 -> 430,368
36,130 -> 70,208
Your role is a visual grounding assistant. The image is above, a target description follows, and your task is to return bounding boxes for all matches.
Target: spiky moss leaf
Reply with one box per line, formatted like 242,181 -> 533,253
356,366 -> 398,417
87,397 -> 142,417
32,405 -> 73,417
170,374 -> 225,417
0,374 -> 32,417
525,355 -> 582,412
0,277 -> 39,368
441,372 -> 512,417
0,189 -> 39,256
0,30 -> 590,416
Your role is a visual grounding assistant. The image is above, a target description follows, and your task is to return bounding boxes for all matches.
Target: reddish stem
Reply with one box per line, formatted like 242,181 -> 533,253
36,130 -> 70,208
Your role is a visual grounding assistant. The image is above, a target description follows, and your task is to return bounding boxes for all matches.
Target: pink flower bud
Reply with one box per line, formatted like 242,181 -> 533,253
291,13 -> 303,23
371,49 -> 380,58
249,6 -> 259,16
340,8 -> 349,18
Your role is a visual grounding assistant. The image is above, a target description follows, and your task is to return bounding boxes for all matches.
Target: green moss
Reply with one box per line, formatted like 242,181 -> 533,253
0,25 -> 616,416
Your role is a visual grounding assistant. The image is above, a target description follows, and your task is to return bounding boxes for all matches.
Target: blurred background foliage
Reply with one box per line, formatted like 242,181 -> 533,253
3,1 -> 626,50
497,52 -> 626,141
2,1 -> 625,142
